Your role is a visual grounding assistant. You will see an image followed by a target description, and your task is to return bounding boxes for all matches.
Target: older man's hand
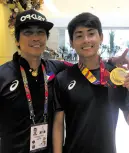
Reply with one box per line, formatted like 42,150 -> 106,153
111,48 -> 129,69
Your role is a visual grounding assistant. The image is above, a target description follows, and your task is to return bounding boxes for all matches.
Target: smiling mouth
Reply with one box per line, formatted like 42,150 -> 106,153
32,45 -> 41,48
30,44 -> 42,48
82,45 -> 94,50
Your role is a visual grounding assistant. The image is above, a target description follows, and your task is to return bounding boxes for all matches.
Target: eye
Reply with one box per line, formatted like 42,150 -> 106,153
37,31 -> 46,35
76,35 -> 82,38
89,32 -> 94,36
23,30 -> 33,36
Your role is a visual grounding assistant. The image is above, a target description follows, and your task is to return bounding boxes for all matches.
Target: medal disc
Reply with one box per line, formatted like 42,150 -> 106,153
110,68 -> 127,85
114,68 -> 127,81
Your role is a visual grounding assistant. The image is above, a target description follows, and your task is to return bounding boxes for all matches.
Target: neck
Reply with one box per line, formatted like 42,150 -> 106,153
79,54 -> 100,70
21,53 -> 41,70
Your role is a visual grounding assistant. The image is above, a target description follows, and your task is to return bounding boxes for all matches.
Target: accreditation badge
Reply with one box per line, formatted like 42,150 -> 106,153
30,123 -> 48,152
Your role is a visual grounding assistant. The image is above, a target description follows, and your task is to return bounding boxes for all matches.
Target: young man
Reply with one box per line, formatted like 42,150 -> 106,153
53,13 -> 129,153
0,9 -> 128,153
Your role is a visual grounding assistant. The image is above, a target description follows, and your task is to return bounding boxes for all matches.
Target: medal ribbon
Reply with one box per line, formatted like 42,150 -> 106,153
20,64 -> 48,124
78,59 -> 115,88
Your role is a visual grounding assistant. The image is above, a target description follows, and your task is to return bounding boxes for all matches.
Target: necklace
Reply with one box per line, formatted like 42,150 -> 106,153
29,69 -> 38,77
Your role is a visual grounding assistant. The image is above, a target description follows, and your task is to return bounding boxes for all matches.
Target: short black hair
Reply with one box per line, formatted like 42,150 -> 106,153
67,12 -> 102,41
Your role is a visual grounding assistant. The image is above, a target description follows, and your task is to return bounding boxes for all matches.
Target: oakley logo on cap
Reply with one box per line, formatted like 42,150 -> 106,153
68,80 -> 76,90
20,14 -> 45,22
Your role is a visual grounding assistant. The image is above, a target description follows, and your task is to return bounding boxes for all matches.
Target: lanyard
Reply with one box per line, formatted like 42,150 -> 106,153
20,64 -> 48,124
78,59 -> 115,87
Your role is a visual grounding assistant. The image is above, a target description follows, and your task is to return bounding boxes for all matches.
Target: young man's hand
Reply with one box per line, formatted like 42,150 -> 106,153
123,73 -> 129,90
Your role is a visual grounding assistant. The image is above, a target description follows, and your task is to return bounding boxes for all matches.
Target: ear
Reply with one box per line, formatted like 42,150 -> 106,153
15,41 -> 20,47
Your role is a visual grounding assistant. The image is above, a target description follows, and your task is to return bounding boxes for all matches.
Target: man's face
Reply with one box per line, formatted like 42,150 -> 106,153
71,26 -> 103,58
17,25 -> 47,57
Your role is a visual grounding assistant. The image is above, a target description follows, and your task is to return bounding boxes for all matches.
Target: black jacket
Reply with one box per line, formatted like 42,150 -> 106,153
0,52 -> 70,153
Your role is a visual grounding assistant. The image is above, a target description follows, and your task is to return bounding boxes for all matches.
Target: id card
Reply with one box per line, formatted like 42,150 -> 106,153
30,123 -> 48,152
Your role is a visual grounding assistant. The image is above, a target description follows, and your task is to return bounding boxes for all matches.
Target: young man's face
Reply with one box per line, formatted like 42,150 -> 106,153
17,25 -> 47,57
71,26 -> 103,58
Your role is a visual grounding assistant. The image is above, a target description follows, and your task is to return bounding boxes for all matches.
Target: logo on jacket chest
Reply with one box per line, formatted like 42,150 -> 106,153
68,80 -> 76,90
10,80 -> 19,91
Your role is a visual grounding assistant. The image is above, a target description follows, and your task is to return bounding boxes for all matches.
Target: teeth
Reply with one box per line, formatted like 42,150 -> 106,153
83,47 -> 91,49
33,45 -> 40,48
82,46 -> 93,49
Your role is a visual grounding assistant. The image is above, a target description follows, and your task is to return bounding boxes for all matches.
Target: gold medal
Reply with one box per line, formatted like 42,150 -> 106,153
110,68 -> 127,85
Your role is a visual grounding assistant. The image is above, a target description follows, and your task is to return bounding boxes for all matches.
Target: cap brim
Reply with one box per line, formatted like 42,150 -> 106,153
15,20 -> 54,31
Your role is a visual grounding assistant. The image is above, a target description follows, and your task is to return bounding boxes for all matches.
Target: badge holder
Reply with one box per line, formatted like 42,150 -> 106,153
20,64 -> 49,152
30,116 -> 48,152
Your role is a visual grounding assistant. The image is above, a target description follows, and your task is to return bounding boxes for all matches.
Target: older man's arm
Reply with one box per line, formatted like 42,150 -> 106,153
109,49 -> 129,68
